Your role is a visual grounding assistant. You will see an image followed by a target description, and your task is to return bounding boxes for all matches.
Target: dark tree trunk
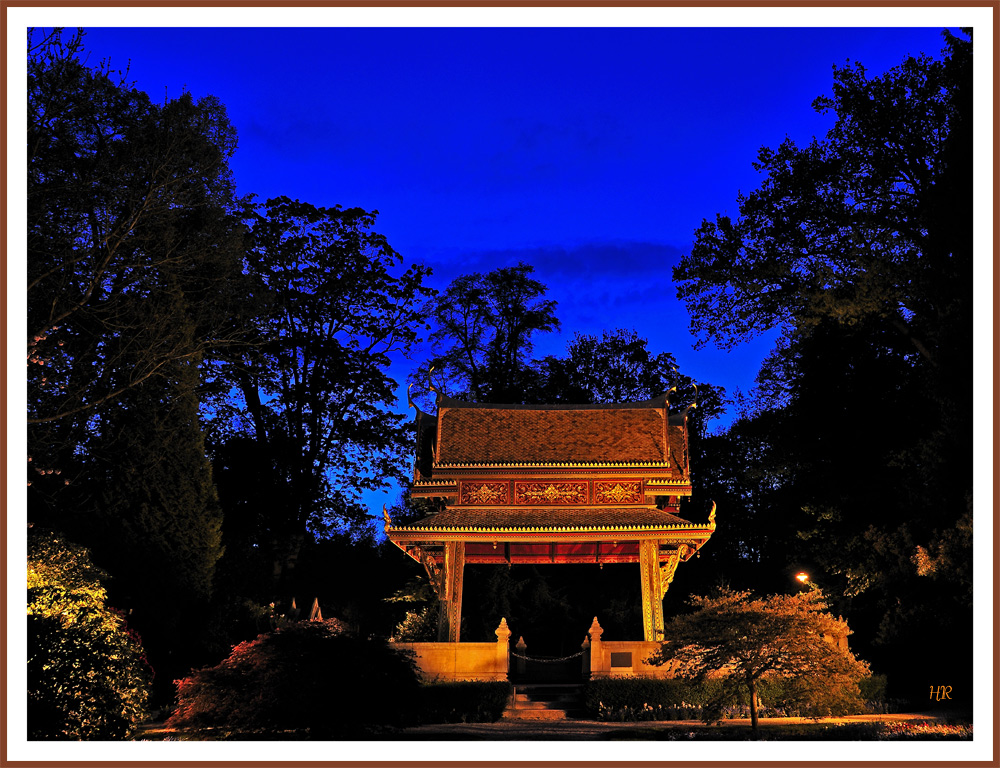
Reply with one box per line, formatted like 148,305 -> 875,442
749,678 -> 760,739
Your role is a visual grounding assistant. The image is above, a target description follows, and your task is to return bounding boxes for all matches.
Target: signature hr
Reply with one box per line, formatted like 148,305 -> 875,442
930,685 -> 953,701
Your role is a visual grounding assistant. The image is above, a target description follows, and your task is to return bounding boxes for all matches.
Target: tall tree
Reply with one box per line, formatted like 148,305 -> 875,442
208,197 -> 432,582
27,28 -> 245,431
672,31 -> 973,702
673,33 -> 969,366
26,28 -> 245,699
412,262 -> 559,405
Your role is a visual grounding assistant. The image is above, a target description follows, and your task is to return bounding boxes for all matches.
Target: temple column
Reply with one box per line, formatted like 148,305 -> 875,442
639,539 -> 665,642
437,540 -> 465,642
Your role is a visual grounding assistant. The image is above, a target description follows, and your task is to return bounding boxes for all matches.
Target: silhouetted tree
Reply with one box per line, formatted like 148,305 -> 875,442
672,31 -> 972,703
208,197 -> 432,583
411,262 -> 559,405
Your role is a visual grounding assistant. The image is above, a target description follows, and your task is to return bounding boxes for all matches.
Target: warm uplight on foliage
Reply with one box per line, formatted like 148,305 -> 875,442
652,587 -> 870,737
27,529 -> 151,740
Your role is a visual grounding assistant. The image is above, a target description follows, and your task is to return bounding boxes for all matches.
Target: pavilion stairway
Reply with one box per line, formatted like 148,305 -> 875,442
503,683 -> 585,721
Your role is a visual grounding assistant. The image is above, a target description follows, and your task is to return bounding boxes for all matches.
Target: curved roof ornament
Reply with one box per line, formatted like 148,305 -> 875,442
665,365 -> 679,410
427,365 -> 441,395
383,504 -> 392,529
708,500 -> 717,528
682,381 -> 699,418
406,382 -> 420,413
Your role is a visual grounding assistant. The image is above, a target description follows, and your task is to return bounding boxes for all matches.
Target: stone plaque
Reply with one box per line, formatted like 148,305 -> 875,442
610,652 -> 633,668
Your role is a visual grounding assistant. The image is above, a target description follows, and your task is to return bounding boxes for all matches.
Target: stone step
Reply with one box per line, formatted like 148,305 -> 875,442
502,708 -> 568,721
504,684 -> 584,720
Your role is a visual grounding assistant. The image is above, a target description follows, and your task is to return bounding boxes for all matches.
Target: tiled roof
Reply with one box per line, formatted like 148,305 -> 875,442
392,507 -> 699,532
435,398 -> 669,465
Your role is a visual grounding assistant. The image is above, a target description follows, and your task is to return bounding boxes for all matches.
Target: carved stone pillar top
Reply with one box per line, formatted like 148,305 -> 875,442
516,636 -> 527,651
495,617 -> 511,643
581,635 -> 591,649
588,617 -> 603,642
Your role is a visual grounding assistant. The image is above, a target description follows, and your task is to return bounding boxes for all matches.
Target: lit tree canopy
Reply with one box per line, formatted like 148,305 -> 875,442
27,529 -> 152,739
652,588 -> 870,736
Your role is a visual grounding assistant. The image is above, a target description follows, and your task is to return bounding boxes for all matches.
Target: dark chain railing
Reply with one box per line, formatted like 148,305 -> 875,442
509,650 -> 586,663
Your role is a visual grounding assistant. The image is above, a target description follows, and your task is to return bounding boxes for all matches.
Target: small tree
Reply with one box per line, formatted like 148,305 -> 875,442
651,587 -> 870,738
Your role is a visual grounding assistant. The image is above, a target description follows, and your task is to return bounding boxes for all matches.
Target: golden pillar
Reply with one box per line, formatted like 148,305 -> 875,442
639,539 -> 665,642
439,540 -> 465,642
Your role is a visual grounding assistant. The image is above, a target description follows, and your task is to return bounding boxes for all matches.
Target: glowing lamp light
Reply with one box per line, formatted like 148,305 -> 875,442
795,572 -> 810,584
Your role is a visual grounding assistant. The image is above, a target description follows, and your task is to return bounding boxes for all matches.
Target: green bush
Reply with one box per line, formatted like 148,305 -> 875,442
28,530 -> 152,739
168,619 -> 420,737
858,674 -> 888,703
584,673 -> 868,722
417,681 -> 513,723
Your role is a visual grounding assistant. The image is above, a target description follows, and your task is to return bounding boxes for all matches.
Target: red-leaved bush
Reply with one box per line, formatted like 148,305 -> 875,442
167,619 -> 419,737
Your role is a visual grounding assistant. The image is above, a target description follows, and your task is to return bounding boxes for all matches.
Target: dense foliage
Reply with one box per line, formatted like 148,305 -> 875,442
168,620 -> 420,737
417,682 -> 513,724
27,529 -> 152,739
671,30 -> 972,704
25,25 -> 971,738
205,196 -> 432,581
651,588 -> 870,735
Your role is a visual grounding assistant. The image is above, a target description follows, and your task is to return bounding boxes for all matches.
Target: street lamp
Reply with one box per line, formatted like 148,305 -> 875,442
795,572 -> 810,584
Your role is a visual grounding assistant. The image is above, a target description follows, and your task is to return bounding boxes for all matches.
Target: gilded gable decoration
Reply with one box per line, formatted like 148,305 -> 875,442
514,481 -> 588,505
594,480 -> 643,505
460,481 -> 509,505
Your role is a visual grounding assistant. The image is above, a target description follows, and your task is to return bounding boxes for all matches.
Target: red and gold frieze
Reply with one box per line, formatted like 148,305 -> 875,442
594,480 -> 643,505
459,481 -> 510,505
513,481 -> 588,505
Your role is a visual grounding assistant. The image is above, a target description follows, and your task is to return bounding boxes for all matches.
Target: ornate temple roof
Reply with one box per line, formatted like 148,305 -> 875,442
414,393 -> 689,475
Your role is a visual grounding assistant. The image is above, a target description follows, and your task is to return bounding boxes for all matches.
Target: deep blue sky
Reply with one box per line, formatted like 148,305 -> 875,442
75,25 -> 952,511
79,26 -> 952,389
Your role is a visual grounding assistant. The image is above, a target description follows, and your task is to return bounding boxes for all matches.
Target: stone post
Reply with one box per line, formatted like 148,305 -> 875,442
515,636 -> 527,677
495,618 -> 512,679
581,635 -> 591,678
588,617 -> 604,678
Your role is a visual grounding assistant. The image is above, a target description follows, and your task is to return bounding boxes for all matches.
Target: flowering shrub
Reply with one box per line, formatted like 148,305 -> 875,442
168,619 -> 420,737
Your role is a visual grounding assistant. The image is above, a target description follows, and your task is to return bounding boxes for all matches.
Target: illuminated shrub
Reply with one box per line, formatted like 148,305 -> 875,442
168,619 -> 420,737
27,530 -> 152,739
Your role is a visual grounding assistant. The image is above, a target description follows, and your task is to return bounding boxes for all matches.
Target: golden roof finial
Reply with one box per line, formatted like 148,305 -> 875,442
407,382 -> 418,411
708,500 -> 717,528
427,365 -> 440,395
383,504 -> 392,529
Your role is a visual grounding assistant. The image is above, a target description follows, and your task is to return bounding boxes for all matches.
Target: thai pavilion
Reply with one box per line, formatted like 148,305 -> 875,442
385,388 -> 716,680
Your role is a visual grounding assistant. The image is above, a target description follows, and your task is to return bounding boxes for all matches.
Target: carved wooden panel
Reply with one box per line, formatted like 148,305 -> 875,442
459,481 -> 509,505
513,481 -> 588,505
594,480 -> 643,505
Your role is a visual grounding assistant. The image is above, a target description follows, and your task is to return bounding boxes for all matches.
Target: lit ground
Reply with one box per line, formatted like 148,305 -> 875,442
136,711 -> 969,741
